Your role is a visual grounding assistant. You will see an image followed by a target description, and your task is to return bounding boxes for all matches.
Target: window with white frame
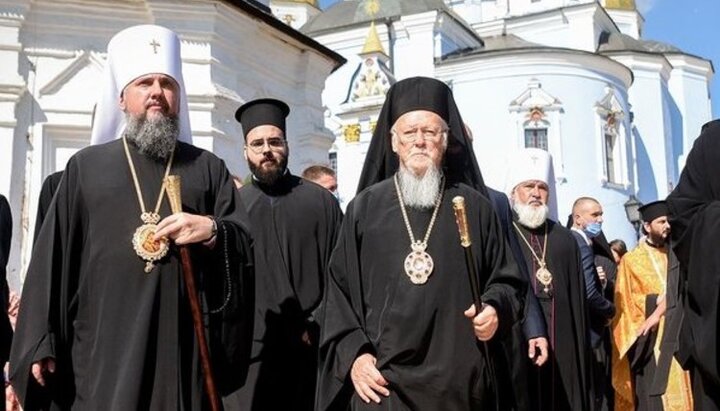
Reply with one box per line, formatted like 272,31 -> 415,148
604,131 -> 617,183
595,87 -> 626,186
524,127 -> 548,150
329,151 -> 337,173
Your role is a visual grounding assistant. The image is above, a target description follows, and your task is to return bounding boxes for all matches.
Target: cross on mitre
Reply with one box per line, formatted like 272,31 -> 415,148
149,39 -> 161,54
530,154 -> 540,165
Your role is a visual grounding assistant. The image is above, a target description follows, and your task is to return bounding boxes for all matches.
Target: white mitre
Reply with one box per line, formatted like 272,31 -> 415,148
505,148 -> 558,219
90,24 -> 192,145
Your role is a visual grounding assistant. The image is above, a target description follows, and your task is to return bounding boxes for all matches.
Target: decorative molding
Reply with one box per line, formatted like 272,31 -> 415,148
509,78 -> 563,114
38,51 -> 105,96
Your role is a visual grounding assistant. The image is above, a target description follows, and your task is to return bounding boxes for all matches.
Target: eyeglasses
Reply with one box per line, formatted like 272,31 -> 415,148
392,127 -> 447,144
246,137 -> 286,154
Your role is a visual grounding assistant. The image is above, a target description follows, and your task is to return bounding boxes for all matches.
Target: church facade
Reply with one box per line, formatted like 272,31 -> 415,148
295,0 -> 713,245
0,0 -> 343,290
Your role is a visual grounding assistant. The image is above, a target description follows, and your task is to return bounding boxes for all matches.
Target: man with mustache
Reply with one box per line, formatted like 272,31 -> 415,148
507,148 -> 590,410
315,77 -> 526,410
612,201 -> 693,410
9,25 -> 254,410
226,98 -> 342,410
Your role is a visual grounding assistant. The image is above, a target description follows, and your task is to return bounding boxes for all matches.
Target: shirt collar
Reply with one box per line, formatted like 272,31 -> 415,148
571,226 -> 591,245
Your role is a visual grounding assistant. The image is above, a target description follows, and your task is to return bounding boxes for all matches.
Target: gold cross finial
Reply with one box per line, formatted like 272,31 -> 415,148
149,39 -> 161,54
365,0 -> 380,18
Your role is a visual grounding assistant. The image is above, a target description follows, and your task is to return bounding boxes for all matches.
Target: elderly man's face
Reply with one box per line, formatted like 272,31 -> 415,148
120,73 -> 180,119
391,110 -> 447,177
512,180 -> 549,207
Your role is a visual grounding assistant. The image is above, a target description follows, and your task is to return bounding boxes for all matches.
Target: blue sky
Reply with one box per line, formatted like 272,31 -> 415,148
317,0 -> 719,119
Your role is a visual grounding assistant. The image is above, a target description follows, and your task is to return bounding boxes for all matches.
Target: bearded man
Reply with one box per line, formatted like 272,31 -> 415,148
612,201 -> 693,411
506,148 -> 590,411
9,25 -> 253,410
315,77 -> 526,410
224,99 -> 342,410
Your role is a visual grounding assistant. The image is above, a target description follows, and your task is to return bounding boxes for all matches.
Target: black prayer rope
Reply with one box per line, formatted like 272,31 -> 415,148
208,220 -> 232,314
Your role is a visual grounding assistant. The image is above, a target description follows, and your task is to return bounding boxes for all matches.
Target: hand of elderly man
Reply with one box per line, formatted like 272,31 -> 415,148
350,353 -> 390,404
464,303 -> 499,341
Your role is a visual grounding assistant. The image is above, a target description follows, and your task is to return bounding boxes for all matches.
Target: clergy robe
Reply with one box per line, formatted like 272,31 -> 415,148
612,242 -> 693,411
34,171 -> 64,242
488,188 -> 541,411
9,139 -> 254,411
667,119 -> 720,409
0,194 -> 14,411
512,219 -> 590,411
316,179 -> 526,411
225,173 -> 342,410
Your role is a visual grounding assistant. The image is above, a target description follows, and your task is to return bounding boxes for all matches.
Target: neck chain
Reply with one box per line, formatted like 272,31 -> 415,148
394,173 -> 445,285
513,221 -> 553,293
123,136 -> 175,273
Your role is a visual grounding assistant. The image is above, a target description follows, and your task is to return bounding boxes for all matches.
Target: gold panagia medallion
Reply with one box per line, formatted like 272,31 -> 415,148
132,223 -> 169,273
535,266 -> 553,293
404,241 -> 434,285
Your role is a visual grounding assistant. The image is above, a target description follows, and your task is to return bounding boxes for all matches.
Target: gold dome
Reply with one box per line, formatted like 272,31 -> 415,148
604,0 -> 636,11
361,21 -> 386,56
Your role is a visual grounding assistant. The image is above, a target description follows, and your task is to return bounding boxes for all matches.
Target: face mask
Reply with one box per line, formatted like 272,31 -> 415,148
584,222 -> 602,239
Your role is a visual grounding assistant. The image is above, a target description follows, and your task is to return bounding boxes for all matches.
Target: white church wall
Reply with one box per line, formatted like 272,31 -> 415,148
484,2 -> 607,53
665,54 -> 714,171
393,12 -> 438,78
609,53 -> 675,203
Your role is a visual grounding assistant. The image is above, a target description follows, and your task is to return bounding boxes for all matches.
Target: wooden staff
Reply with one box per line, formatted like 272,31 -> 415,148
165,175 -> 221,411
452,196 -> 498,411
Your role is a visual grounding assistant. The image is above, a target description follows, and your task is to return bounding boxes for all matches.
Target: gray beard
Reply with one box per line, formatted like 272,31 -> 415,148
124,113 -> 179,160
397,165 -> 442,210
513,202 -> 549,229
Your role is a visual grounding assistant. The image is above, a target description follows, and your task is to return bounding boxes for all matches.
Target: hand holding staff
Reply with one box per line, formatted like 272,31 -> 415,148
165,175 -> 222,411
453,196 -> 499,410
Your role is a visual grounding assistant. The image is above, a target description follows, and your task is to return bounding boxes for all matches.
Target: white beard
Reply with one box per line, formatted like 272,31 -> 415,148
397,165 -> 442,209
513,202 -> 549,229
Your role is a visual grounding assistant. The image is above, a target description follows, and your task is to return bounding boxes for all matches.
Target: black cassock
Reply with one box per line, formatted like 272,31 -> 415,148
512,220 -> 590,411
667,119 -> 720,408
316,180 -> 525,411
1,194 -> 14,411
224,174 -> 342,410
10,139 -> 254,411
34,171 -> 63,242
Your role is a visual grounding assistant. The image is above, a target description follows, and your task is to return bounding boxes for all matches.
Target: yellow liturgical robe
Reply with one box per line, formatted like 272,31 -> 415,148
612,242 -> 692,411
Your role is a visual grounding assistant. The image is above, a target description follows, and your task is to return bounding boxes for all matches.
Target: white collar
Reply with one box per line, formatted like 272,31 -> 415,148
571,226 -> 591,245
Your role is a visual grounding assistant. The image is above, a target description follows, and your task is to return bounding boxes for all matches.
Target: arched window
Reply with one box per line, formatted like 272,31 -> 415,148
595,86 -> 627,186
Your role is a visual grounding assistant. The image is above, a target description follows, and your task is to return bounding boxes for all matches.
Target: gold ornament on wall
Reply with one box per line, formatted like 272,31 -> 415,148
343,124 -> 361,143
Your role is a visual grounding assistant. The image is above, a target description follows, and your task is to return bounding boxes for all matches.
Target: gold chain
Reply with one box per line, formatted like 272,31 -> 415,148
512,221 -> 548,268
122,136 -> 175,216
393,173 -> 445,246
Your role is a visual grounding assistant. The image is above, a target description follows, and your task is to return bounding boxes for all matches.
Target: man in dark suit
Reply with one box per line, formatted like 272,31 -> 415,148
570,197 -> 615,410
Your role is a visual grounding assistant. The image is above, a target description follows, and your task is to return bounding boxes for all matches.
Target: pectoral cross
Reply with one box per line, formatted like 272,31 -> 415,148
149,39 -> 161,54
